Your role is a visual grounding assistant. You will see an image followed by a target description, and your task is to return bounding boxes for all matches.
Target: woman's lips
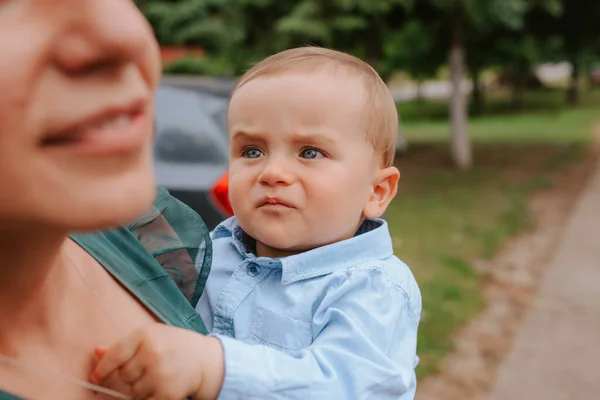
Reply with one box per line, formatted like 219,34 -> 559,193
42,100 -> 149,157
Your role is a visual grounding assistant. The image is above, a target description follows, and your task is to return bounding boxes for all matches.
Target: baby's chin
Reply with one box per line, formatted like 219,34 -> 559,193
240,218 -> 353,257
253,232 -> 341,258
248,231 -> 306,257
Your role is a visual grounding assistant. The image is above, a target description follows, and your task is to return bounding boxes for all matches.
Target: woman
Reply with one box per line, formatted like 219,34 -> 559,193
0,1 -> 215,399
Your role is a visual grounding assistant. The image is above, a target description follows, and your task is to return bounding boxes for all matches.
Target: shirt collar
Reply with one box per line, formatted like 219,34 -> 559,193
214,217 -> 394,284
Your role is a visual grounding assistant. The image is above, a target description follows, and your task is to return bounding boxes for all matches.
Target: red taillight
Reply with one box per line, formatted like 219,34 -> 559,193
210,171 -> 234,217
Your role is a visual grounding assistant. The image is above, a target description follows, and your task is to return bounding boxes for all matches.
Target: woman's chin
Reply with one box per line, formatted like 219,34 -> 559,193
57,178 -> 157,233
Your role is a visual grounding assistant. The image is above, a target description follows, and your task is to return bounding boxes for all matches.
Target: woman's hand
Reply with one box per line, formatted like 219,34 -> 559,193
91,323 -> 224,400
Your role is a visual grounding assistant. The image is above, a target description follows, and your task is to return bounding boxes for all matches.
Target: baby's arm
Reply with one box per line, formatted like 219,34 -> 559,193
91,324 -> 224,400
216,266 -> 422,400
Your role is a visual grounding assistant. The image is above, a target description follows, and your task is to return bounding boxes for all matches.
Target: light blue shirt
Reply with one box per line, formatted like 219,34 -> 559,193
197,217 -> 422,400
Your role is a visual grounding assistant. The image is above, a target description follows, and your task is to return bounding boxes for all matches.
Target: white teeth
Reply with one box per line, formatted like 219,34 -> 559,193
98,115 -> 131,129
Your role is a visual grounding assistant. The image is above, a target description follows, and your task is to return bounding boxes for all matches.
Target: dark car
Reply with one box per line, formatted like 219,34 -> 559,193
153,75 -> 235,230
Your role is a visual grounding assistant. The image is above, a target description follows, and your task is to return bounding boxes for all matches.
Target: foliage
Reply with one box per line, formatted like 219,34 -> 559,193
381,18 -> 445,83
137,0 -> 412,75
136,0 -> 600,167
162,56 -> 236,76
136,0 -> 599,94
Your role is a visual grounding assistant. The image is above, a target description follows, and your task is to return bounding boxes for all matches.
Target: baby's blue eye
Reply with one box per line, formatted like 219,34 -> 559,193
244,148 -> 263,159
300,148 -> 323,159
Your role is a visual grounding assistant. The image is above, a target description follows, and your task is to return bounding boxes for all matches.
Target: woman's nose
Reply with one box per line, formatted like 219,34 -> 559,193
51,0 -> 159,77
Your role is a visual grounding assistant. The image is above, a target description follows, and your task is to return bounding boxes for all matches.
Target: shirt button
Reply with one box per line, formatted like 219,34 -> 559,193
247,263 -> 260,276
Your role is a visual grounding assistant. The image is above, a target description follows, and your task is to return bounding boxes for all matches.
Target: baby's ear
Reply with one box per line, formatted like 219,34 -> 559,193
363,166 -> 400,219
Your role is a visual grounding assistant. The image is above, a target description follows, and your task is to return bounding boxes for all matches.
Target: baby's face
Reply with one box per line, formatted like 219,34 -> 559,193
227,71 -> 384,257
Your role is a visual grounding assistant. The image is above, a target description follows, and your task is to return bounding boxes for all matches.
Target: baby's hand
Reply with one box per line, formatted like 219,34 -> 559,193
91,323 -> 224,400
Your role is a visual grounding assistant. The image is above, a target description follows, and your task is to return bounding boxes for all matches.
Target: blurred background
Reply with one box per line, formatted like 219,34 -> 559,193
135,0 -> 600,398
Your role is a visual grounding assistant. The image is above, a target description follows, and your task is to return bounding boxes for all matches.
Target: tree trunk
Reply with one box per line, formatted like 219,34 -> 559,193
416,80 -> 424,101
366,16 -> 384,75
584,61 -> 594,91
449,4 -> 472,170
512,70 -> 526,112
567,55 -> 580,105
471,67 -> 485,115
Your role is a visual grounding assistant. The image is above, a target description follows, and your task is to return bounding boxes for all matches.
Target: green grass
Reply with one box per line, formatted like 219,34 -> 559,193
403,109 -> 598,144
400,90 -> 600,144
387,90 -> 599,378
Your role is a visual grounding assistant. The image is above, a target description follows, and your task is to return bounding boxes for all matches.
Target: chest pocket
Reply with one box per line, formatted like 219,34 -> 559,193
248,307 -> 313,352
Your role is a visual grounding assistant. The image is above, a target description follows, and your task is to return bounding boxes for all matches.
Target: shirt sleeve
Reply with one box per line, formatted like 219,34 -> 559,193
214,267 -> 421,400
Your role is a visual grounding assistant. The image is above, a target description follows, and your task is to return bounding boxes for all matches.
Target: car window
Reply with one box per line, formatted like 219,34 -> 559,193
154,85 -> 230,164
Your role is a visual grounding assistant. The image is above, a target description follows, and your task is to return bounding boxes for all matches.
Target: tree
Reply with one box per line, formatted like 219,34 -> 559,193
269,0 -> 409,72
465,26 -> 496,114
556,0 -> 600,104
137,0 -> 576,170
136,0 -> 290,74
512,0 -> 600,105
413,0 -> 561,170
497,32 -> 562,110
381,4 -> 447,96
136,0 -> 410,76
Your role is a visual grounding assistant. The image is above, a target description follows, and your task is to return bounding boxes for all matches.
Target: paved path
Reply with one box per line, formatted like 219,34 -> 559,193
489,156 -> 600,400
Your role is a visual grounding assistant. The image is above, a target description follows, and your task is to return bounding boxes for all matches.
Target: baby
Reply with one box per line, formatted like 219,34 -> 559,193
92,46 -> 422,400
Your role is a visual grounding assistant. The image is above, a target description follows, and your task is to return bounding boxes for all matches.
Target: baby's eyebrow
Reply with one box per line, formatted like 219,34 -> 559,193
291,130 -> 337,146
230,128 -> 339,146
231,129 -> 264,141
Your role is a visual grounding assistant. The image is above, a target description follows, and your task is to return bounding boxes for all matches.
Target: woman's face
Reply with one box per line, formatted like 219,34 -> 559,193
0,0 -> 161,231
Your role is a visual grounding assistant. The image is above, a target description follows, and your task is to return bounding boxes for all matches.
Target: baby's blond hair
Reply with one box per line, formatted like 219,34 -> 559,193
233,46 -> 398,167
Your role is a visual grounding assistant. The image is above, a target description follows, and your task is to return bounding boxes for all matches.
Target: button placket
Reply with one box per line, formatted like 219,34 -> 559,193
213,259 -> 268,334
